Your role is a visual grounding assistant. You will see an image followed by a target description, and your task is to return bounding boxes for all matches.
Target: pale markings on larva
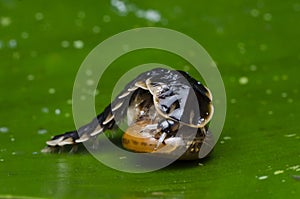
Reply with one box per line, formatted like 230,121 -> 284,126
134,99 -> 144,108
111,102 -> 123,112
145,78 -> 151,85
46,136 -> 64,146
189,110 -> 195,124
145,78 -> 155,95
118,91 -> 130,99
135,81 -> 148,90
102,113 -> 114,125
90,126 -> 103,136
75,133 -> 89,143
128,85 -> 138,92
205,85 -> 213,101
58,137 -> 74,146
169,101 -> 178,114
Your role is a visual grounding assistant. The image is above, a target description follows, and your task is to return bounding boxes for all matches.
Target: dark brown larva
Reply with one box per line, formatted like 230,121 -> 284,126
42,68 -> 214,160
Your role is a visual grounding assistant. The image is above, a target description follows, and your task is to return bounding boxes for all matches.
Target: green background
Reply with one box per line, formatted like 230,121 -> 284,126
0,0 -> 299,198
